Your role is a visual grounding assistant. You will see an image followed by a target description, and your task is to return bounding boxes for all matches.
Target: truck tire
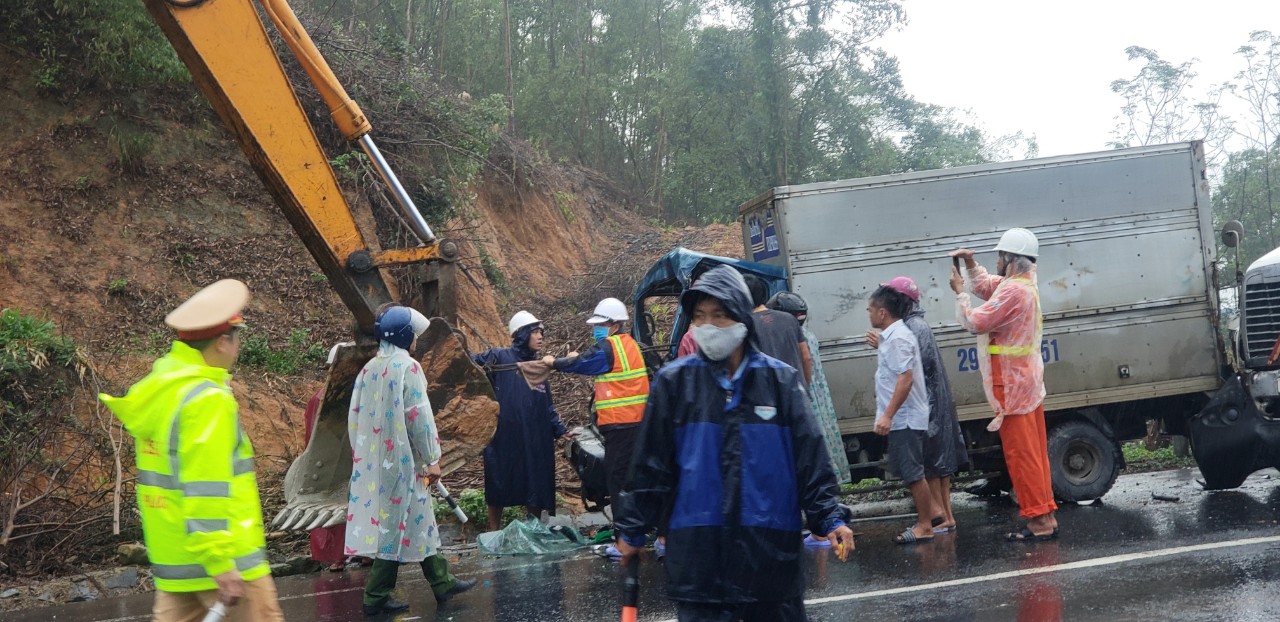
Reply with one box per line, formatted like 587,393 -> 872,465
1047,421 -> 1120,502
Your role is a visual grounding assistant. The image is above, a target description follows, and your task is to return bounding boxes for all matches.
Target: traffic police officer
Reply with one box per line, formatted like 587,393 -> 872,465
101,279 -> 284,621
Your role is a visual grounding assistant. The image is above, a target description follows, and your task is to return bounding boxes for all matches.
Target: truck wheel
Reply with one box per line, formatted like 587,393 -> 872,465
1048,421 -> 1120,502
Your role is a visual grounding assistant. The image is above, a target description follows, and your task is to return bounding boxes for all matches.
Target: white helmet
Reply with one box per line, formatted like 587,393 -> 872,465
991,227 -> 1039,258
587,297 -> 629,324
508,310 -> 541,336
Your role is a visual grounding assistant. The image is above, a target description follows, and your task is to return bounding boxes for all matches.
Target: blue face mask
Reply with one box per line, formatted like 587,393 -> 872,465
593,326 -> 612,341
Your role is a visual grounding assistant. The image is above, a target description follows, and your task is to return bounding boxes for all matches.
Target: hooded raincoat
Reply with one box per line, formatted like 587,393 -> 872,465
957,262 -> 1056,519
475,327 -> 567,512
613,266 -> 845,605
801,326 -> 851,485
904,304 -> 970,477
344,342 -> 442,563
956,265 -> 1046,416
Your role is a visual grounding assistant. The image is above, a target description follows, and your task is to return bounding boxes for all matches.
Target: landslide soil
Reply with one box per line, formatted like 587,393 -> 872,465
0,43 -> 741,603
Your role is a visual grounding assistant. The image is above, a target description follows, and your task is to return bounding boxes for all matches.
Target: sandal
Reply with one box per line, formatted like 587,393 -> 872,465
326,562 -> 346,572
906,523 -> 953,534
894,528 -> 934,545
1005,527 -> 1058,542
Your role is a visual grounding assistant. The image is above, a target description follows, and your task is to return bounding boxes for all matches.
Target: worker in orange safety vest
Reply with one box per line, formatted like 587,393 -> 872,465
544,297 -> 651,508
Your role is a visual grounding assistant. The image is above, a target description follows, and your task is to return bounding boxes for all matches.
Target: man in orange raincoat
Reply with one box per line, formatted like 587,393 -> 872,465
950,227 -> 1059,542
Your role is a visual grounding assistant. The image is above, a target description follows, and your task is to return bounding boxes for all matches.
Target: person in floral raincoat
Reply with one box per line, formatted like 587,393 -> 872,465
345,306 -> 475,616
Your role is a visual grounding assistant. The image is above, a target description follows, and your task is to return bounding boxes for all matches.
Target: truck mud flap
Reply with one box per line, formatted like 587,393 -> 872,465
1189,375 -> 1280,489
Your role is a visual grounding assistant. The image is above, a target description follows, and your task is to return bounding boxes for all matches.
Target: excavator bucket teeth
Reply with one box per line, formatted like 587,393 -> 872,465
272,319 -> 498,530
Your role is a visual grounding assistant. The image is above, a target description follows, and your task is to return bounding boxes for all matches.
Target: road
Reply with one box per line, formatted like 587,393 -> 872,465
13,467 -> 1280,621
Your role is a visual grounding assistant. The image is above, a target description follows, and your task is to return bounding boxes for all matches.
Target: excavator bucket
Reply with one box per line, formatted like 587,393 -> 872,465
271,319 -> 497,531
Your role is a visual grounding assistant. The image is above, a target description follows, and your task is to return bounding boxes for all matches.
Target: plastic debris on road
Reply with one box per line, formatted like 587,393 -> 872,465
477,518 -> 588,555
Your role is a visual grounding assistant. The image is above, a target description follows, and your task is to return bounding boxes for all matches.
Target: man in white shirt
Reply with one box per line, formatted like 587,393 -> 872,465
866,284 -> 936,544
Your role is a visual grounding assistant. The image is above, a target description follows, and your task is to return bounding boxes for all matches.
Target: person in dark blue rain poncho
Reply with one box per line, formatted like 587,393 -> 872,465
474,311 -> 571,531
613,265 -> 854,622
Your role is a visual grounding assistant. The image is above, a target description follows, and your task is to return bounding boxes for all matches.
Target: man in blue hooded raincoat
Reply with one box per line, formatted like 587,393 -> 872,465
613,265 -> 853,622
474,311 -> 570,530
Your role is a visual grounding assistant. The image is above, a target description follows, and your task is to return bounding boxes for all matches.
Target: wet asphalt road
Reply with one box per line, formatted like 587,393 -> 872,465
13,467 -> 1280,622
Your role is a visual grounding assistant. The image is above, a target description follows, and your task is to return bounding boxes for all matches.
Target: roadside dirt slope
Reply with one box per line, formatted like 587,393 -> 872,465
0,43 -> 650,454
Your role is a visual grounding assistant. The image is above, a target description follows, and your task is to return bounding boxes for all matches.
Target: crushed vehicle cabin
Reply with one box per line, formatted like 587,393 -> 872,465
1190,227 -> 1280,489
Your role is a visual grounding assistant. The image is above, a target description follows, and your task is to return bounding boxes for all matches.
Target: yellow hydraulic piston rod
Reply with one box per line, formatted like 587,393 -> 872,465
257,0 -> 437,246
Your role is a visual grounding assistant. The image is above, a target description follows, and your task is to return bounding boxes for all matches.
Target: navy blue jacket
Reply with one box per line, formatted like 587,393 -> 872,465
613,266 -> 844,604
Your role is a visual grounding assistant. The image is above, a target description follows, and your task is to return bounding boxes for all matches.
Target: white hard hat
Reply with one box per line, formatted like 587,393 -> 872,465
991,227 -> 1039,258
587,297 -> 629,324
508,310 -> 541,336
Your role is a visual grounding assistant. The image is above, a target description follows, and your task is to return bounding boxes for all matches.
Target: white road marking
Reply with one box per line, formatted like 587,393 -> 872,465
651,534 -> 1280,622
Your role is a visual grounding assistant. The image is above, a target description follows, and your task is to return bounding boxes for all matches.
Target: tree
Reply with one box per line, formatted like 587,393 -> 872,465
1221,31 -> 1280,261
1109,46 -> 1230,163
1213,148 -> 1280,265
288,0 -> 1005,223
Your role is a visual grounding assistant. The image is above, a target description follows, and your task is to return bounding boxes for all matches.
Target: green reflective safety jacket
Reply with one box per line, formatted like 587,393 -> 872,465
100,342 -> 269,592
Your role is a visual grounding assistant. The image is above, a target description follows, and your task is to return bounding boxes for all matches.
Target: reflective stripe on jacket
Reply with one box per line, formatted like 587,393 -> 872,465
984,276 -> 1043,356
100,342 -> 269,592
594,334 -> 650,427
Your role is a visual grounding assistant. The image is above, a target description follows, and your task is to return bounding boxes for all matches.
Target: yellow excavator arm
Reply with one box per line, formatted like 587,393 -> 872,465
142,0 -> 496,530
143,0 -> 451,330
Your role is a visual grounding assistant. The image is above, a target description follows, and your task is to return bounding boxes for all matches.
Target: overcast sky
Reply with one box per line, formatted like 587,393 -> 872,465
876,0 -> 1280,159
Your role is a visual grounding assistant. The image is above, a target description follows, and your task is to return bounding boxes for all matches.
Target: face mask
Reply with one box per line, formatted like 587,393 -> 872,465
593,326 -> 611,341
691,322 -> 748,361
